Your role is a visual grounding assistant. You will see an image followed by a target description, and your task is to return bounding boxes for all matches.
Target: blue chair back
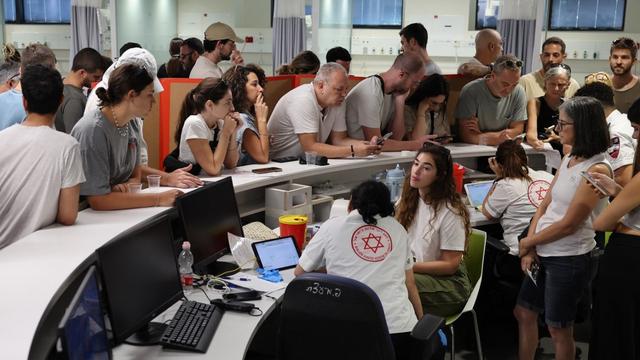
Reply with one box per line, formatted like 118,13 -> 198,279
278,273 -> 396,360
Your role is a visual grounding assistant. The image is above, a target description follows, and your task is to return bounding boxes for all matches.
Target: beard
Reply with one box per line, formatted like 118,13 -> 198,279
610,63 -> 632,75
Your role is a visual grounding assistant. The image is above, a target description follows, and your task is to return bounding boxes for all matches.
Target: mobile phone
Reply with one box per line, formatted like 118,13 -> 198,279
272,156 -> 298,163
252,167 -> 283,174
580,171 -> 609,195
527,262 -> 540,286
434,135 -> 453,142
376,132 -> 393,145
222,290 -> 262,301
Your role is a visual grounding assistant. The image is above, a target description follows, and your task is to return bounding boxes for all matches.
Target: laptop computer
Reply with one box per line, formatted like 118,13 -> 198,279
464,180 -> 494,209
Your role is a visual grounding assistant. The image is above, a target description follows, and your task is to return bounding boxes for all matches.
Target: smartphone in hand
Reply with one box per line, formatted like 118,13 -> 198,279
376,132 -> 394,145
433,135 -> 453,142
580,171 -> 609,196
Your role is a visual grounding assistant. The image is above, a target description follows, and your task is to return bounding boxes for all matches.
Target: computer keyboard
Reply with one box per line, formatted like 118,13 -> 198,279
160,300 -> 224,353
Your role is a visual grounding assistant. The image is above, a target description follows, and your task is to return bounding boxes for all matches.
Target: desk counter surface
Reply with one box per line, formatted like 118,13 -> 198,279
0,145 -> 553,359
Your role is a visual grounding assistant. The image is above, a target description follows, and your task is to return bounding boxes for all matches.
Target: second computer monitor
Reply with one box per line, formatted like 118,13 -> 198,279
175,177 -> 243,275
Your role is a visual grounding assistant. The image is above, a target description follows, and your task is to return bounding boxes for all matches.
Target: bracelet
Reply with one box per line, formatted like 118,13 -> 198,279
350,145 -> 355,158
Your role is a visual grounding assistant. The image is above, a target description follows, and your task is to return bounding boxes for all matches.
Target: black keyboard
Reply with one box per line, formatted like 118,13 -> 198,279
160,300 -> 224,353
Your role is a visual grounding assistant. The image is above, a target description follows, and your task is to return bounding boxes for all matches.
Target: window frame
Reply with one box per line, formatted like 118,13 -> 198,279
475,0 -> 499,30
351,0 -> 403,29
547,0 -> 626,31
3,0 -> 71,25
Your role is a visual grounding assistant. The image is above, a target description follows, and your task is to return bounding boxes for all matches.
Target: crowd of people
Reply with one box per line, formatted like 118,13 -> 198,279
1,18 -> 640,360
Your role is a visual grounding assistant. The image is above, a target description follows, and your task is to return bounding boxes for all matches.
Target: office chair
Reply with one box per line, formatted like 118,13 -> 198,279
278,273 -> 444,360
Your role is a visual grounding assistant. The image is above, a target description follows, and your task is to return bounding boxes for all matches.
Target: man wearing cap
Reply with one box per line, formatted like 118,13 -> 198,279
190,22 -> 244,79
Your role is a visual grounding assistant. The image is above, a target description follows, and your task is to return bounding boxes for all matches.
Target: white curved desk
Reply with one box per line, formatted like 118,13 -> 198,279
0,145 -> 556,359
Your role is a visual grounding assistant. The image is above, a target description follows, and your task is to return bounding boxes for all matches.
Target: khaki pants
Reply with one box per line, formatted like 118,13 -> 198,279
414,262 -> 472,318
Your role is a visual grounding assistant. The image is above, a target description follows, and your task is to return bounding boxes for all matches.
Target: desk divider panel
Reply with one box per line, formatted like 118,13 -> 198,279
443,74 -> 475,127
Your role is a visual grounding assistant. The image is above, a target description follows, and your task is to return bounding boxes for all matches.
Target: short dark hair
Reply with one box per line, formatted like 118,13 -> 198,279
326,46 -> 351,63
560,96 -> 610,158
22,64 -> 63,115
203,39 -> 229,53
169,37 -> 183,56
21,43 -> 56,70
391,52 -> 424,74
399,23 -> 428,48
574,82 -> 615,108
95,64 -> 153,107
628,97 -> 640,124
119,42 -> 141,56
349,180 -> 395,225
610,37 -> 637,59
542,36 -> 566,54
71,47 -> 105,73
183,37 -> 204,55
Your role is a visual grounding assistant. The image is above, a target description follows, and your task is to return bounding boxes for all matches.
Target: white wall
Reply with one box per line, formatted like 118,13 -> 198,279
3,24 -> 72,72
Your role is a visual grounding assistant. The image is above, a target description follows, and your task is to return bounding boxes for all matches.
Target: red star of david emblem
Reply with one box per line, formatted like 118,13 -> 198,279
362,233 -> 384,253
535,186 -> 548,201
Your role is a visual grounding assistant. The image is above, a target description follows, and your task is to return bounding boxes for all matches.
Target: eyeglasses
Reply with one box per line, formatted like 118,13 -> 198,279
492,58 -> 523,70
555,120 -> 574,131
179,51 -> 193,59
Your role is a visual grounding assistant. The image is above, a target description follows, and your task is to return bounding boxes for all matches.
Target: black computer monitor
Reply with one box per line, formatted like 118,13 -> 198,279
175,177 -> 244,275
57,265 -> 112,360
96,211 -> 183,345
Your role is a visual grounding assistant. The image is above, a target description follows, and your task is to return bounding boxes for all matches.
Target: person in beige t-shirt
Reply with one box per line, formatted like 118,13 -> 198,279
609,37 -> 640,113
519,37 -> 580,101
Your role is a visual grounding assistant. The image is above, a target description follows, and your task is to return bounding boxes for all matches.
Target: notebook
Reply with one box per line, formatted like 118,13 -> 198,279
464,180 -> 494,209
251,236 -> 300,271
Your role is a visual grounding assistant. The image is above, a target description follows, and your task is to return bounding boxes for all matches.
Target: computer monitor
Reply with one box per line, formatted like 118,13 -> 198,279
57,265 -> 112,360
175,177 -> 244,275
96,211 -> 183,344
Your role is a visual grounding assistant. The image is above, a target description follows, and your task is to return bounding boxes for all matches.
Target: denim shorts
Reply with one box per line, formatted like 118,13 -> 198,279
517,253 -> 591,328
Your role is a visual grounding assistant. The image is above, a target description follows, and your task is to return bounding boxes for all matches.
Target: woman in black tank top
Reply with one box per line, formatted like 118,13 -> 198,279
525,64 -> 572,154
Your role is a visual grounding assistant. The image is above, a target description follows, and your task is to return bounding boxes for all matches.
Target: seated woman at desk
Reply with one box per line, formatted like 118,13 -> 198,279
515,96 -> 612,360
174,78 -> 240,176
223,64 -> 270,165
396,143 -> 471,317
525,64 -> 571,153
481,140 -> 553,276
295,180 -> 423,358
72,64 -> 183,210
403,74 -> 450,142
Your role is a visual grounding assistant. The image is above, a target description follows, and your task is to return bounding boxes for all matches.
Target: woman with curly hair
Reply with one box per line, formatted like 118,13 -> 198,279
396,143 -> 471,317
223,64 -> 269,165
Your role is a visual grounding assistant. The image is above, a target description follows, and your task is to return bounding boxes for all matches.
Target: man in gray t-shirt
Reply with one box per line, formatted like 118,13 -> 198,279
455,54 -> 527,146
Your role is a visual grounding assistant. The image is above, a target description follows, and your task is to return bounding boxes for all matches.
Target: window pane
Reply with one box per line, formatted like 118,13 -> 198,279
3,0 -> 17,22
476,0 -> 500,29
24,0 -> 70,23
352,0 -> 401,27
550,0 -> 625,30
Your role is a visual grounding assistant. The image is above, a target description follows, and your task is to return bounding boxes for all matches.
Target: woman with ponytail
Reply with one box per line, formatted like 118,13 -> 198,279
481,140 -> 554,256
174,77 -> 239,176
71,64 -> 182,210
395,143 -> 471,317
295,180 -> 424,359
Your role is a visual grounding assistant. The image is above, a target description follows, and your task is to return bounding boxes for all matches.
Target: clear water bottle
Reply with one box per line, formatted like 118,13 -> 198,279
386,164 -> 405,203
178,241 -> 194,290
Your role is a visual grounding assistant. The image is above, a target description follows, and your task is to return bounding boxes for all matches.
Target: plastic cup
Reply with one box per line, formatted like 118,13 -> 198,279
147,175 -> 161,191
127,183 -> 142,193
279,214 -> 308,250
305,151 -> 318,166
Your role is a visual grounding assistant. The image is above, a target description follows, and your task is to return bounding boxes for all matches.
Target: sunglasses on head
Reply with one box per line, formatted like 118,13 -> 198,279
491,59 -> 523,71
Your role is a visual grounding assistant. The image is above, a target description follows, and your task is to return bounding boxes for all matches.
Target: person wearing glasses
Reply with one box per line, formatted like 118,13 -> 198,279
514,97 -> 612,360
173,78 -> 240,176
519,37 -> 580,101
223,64 -> 270,165
575,82 -> 637,186
346,53 -> 437,151
190,22 -> 244,79
0,60 -> 20,95
269,63 -> 381,160
525,64 -> 572,152
179,38 -> 204,77
455,54 -> 527,146
609,37 -> 640,113
403,74 -> 451,141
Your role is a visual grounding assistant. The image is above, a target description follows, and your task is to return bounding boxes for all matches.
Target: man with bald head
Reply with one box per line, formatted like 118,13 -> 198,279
457,29 -> 503,77
346,53 -> 436,151
268,63 -> 381,159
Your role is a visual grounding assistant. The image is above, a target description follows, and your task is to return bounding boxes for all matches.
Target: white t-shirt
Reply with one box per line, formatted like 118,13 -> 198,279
267,84 -> 347,159
0,125 -> 85,249
606,109 -> 637,172
189,56 -> 223,79
535,154 -> 611,257
178,114 -> 222,175
406,200 -> 467,262
484,169 -> 554,255
345,76 -> 395,140
298,211 -> 417,334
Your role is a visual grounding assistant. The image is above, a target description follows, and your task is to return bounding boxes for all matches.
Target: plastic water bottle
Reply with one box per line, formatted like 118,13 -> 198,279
386,164 -> 405,203
178,241 -> 194,290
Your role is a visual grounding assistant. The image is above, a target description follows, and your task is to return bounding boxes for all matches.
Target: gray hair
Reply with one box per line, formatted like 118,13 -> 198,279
544,65 -> 571,83
313,62 -> 347,84
492,54 -> 522,75
0,61 -> 20,83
